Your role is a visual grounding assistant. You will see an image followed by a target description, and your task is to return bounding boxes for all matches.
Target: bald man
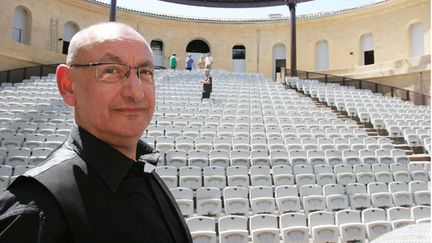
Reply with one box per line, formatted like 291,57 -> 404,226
0,22 -> 192,243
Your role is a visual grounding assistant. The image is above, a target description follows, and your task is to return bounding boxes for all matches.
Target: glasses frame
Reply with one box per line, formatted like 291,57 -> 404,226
69,62 -> 154,85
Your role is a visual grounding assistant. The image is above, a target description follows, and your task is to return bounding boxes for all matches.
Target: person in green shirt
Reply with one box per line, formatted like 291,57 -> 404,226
169,53 -> 177,70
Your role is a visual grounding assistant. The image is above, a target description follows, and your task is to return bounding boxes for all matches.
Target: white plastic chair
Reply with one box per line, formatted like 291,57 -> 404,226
227,166 -> 249,187
250,214 -> 280,243
386,206 -> 415,229
308,211 -> 339,243
275,185 -> 301,213
218,215 -> 249,243
186,216 -> 217,243
203,166 -> 226,189
300,185 -> 326,214
335,209 -> 366,243
361,208 -> 392,241
279,212 -> 309,243
223,186 -> 249,215
323,184 -> 348,211
179,166 -> 202,190
249,186 -> 276,214
155,166 -> 178,189
196,187 -> 222,216
169,187 -> 194,217
346,183 -> 371,210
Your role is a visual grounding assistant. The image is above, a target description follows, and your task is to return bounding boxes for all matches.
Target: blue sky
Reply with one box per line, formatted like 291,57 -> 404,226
96,0 -> 384,18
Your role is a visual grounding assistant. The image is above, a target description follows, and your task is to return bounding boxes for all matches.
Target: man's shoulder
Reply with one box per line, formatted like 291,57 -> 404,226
24,143 -> 81,180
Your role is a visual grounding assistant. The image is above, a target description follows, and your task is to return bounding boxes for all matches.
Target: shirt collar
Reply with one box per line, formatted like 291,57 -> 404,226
69,125 -> 157,192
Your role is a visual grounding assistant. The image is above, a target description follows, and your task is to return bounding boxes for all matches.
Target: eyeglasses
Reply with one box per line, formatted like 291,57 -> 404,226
70,62 -> 154,86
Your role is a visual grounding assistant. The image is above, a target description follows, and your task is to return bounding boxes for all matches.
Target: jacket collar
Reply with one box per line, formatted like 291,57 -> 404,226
70,125 -> 157,192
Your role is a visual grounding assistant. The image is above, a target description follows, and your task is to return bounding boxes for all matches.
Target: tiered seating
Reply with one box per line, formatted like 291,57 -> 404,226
1,70 -> 430,242
0,74 -> 73,186
289,78 -> 431,152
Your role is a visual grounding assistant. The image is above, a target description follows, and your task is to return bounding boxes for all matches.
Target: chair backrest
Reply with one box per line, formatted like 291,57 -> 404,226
169,187 -> 193,200
388,181 -> 409,193
219,215 -> 248,232
408,181 -> 428,192
367,182 -> 388,194
293,164 -> 313,175
334,164 -> 352,174
196,187 -> 220,200
227,166 -> 248,176
179,166 -> 201,176
280,212 -> 307,228
353,164 -> 371,174
362,208 -> 387,223
372,164 -> 390,173
250,186 -> 273,199
203,166 -> 225,177
155,166 -> 177,176
387,207 -> 411,221
250,214 -> 278,231
335,209 -> 361,225
223,186 -> 248,199
323,184 -> 345,196
250,165 -> 271,176
186,216 -> 216,232
346,183 -> 367,195
390,163 -> 408,173
308,211 -> 335,229
300,184 -> 322,198
275,185 -> 298,198
272,165 -> 292,175
411,206 -> 431,221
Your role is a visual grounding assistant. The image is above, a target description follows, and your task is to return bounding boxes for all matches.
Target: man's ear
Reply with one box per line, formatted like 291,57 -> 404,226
56,64 -> 76,106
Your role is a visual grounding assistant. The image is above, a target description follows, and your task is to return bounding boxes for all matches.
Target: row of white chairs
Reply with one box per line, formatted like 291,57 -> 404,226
160,164 -> 430,191
187,206 -> 431,243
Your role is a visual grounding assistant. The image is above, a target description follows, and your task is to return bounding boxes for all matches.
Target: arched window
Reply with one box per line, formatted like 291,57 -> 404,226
232,45 -> 246,72
360,34 -> 374,65
63,22 -> 79,54
315,40 -> 329,70
12,6 -> 31,44
151,40 -> 164,67
272,43 -> 286,80
409,22 -> 424,57
186,40 -> 210,53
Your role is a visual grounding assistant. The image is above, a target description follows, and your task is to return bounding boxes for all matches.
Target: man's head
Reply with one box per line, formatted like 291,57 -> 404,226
204,69 -> 210,76
56,22 -> 155,152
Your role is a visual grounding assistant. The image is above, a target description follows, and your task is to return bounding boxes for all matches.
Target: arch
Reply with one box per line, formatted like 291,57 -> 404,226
186,39 -> 210,53
151,39 -> 165,67
360,33 -> 374,65
62,21 -> 79,54
409,22 -> 424,57
232,44 -> 246,72
272,43 -> 286,80
185,39 -> 210,69
12,6 -> 31,44
315,40 -> 329,71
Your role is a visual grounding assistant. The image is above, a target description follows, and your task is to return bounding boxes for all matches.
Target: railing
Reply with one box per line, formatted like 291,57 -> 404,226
0,64 -> 60,84
286,69 -> 431,106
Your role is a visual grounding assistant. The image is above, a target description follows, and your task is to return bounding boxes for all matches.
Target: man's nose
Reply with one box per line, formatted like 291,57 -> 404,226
122,69 -> 144,101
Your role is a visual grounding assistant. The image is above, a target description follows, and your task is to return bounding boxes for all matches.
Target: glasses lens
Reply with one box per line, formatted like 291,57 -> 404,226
97,64 -> 128,83
137,67 -> 154,87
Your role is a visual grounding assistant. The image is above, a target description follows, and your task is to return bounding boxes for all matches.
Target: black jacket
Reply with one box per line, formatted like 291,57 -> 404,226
0,126 -> 192,243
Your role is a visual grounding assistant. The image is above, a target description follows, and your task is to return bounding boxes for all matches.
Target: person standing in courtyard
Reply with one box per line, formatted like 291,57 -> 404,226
185,53 -> 194,71
169,53 -> 177,70
201,69 -> 212,100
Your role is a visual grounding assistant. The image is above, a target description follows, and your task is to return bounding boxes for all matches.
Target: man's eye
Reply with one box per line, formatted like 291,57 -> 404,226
139,69 -> 153,76
103,66 -> 121,74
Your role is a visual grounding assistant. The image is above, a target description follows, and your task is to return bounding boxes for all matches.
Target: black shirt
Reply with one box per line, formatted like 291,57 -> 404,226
0,126 -> 191,243
203,76 -> 212,93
